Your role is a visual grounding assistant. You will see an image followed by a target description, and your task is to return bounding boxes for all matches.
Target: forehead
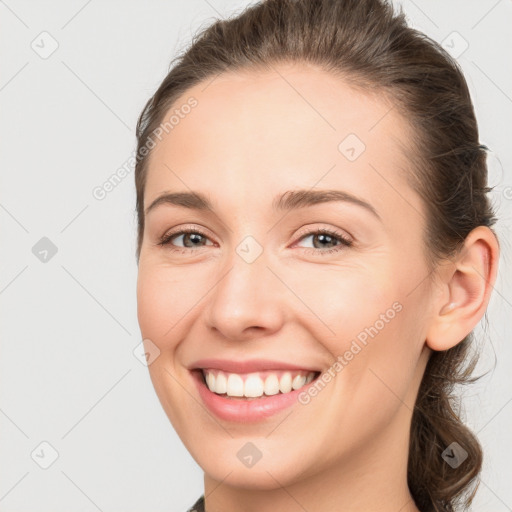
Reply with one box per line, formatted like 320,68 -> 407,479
144,62 -> 419,221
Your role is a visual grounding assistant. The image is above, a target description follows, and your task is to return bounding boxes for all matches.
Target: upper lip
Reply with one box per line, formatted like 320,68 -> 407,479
189,358 -> 321,374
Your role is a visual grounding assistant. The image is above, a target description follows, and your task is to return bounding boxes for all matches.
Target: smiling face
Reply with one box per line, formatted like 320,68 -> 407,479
136,62 -> 435,498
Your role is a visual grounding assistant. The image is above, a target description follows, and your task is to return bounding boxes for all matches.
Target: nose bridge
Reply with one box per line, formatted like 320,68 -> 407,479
205,235 -> 284,340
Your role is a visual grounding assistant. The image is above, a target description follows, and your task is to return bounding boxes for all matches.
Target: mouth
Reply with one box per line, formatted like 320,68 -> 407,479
190,366 -> 322,422
197,368 -> 321,400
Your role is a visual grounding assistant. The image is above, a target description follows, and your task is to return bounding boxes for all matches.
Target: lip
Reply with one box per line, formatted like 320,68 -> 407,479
191,369 -> 319,422
189,358 -> 320,374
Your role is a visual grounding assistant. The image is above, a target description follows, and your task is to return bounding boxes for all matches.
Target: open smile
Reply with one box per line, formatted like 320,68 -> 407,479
189,359 -> 322,422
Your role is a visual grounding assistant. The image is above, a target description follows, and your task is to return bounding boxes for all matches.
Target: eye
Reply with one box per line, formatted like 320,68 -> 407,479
157,226 -> 214,252
294,228 -> 353,256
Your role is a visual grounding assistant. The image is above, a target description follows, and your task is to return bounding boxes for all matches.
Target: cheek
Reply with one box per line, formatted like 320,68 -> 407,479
287,257 -> 426,386
321,274 -> 429,414
136,265 -> 183,347
282,262 -> 396,346
136,262 -> 216,349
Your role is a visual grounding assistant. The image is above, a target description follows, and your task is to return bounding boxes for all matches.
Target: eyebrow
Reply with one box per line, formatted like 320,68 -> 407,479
145,189 -> 381,221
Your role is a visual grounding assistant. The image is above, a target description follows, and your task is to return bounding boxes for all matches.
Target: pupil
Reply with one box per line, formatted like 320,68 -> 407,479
186,233 -> 203,247
315,234 -> 335,249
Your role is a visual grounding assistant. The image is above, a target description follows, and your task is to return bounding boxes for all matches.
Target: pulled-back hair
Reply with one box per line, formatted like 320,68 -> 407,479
134,1 -> 498,510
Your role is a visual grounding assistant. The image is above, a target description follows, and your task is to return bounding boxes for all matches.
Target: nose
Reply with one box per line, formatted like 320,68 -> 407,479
204,246 -> 286,342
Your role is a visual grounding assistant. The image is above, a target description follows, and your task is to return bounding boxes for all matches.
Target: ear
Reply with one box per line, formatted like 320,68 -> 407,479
425,226 -> 500,351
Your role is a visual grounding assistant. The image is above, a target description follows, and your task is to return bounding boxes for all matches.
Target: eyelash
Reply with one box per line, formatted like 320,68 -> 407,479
157,226 -> 353,256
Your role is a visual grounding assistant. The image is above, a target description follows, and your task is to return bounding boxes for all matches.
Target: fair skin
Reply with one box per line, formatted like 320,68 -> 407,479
136,62 -> 499,512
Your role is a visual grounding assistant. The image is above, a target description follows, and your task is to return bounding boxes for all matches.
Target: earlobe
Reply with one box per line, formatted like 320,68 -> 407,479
425,226 -> 499,352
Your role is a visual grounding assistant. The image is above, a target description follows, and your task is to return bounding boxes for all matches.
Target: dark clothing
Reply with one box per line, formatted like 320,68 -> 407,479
187,495 -> 205,512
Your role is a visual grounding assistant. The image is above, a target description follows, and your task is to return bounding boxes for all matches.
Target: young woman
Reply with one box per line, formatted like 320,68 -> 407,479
133,0 -> 500,510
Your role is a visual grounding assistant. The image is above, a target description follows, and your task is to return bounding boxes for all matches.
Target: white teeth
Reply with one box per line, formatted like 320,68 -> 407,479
215,372 -> 227,394
279,372 -> 292,393
202,369 -> 317,397
206,372 -> 215,391
292,374 -> 306,390
226,373 -> 244,397
244,374 -> 264,397
264,374 -> 280,395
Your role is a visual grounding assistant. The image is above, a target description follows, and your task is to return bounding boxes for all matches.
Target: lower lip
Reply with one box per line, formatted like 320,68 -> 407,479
191,370 -> 317,423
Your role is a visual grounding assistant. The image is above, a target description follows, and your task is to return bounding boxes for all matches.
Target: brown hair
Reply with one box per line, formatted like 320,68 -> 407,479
133,1 -> 498,510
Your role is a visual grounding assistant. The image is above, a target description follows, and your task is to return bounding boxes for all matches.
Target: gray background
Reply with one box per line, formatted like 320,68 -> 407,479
1,1 -> 511,511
